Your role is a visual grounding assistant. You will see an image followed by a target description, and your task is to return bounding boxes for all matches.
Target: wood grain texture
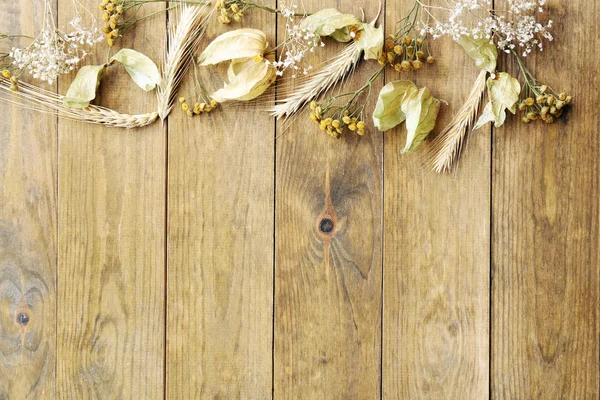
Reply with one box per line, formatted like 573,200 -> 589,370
274,1 -> 383,398
492,0 -> 600,397
382,1 -> 490,398
166,7 -> 275,399
0,2 -> 57,397
56,1 -> 166,398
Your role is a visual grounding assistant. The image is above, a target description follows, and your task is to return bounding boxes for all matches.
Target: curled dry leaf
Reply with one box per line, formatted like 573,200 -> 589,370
373,80 -> 441,153
63,64 -> 106,109
475,72 -> 521,129
456,35 -> 498,73
110,48 -> 162,92
198,29 -> 268,65
213,57 -> 277,102
355,23 -> 384,60
299,8 -> 361,42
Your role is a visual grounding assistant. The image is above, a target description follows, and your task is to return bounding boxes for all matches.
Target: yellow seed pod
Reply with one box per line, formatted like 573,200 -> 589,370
182,103 -> 189,111
539,85 -> 548,94
555,100 -> 565,110
403,35 -> 412,45
416,50 -> 425,59
116,5 -> 123,14
401,60 -> 412,71
102,26 -> 111,33
319,121 -> 327,130
102,11 -> 110,22
412,60 -> 422,69
565,95 -> 573,104
107,37 -> 114,47
546,95 -> 555,106
231,4 -> 239,13
179,97 -> 186,103
524,97 -> 535,106
233,13 -> 242,22
310,113 -> 318,122
550,106 -> 557,115
357,129 -> 365,136
332,120 -> 341,129
526,112 -> 538,121
394,63 -> 402,72
110,0 -> 118,3
186,110 -> 194,117
518,102 -> 527,111
393,45 -> 403,56
324,117 -> 333,126
426,55 -> 435,64
106,3 -> 114,12
199,103 -> 207,111
521,116 -> 530,123
310,100 -> 318,110
536,95 -> 545,104
348,124 -> 357,131
545,116 -> 554,124
315,106 -> 322,118
342,116 -> 351,124
540,106 -> 549,116
110,29 -> 119,38
406,45 -> 414,58
2,69 -> 10,78
416,38 -> 424,46
102,0 -> 109,4
109,20 -> 117,30
378,56 -> 386,66
211,99 -> 218,107
558,93 -> 567,101
356,121 -> 366,130
387,52 -> 395,63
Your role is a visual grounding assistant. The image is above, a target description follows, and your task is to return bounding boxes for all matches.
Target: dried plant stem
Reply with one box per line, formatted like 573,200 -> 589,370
426,69 -> 487,173
0,78 -> 158,128
157,3 -> 213,120
270,42 -> 363,119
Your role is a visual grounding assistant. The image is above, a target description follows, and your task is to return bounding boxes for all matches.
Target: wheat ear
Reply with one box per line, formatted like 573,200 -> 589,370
0,78 -> 158,128
426,69 -> 487,173
270,42 -> 363,119
157,3 -> 213,120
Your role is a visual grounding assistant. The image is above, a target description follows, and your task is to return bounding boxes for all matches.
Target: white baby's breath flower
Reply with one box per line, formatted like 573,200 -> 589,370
9,1 -> 103,84
422,0 -> 553,56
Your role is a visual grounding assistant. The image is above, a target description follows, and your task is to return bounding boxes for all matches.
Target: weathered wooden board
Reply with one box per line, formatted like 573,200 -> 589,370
166,6 -> 276,399
382,1 -> 490,398
492,0 -> 600,397
0,1 -> 57,397
274,0 -> 383,398
56,1 -> 166,397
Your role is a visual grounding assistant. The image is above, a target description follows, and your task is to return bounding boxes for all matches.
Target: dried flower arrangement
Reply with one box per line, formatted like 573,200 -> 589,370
0,0 -> 572,173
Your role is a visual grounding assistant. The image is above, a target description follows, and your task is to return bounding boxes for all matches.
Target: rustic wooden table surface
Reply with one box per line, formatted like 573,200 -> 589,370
1,0 -> 598,398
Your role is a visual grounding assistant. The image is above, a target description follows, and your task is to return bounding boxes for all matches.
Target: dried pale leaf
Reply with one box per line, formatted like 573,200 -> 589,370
198,29 -> 267,65
355,23 -> 384,60
212,58 -> 276,102
299,8 -> 360,41
63,64 -> 106,109
111,48 -> 161,91
456,35 -> 498,73
475,72 -> 521,129
373,80 -> 417,131
401,86 -> 441,153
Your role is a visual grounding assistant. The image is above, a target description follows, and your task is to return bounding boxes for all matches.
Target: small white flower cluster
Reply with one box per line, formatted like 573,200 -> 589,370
10,16 -> 103,84
267,3 -> 325,78
423,0 -> 553,57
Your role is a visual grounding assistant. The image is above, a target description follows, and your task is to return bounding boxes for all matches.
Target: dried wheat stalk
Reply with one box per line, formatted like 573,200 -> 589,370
426,69 -> 487,173
157,3 -> 213,120
0,78 -> 158,128
270,41 -> 363,119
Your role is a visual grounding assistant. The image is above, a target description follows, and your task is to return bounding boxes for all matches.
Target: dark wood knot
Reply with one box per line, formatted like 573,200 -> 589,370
319,218 -> 335,234
17,312 -> 29,326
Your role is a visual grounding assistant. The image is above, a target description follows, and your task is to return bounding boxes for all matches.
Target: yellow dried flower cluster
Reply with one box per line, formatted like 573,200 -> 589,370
179,96 -> 219,117
309,101 -> 366,138
1,69 -> 19,91
379,34 -> 435,72
98,0 -> 124,47
216,0 -> 245,24
518,85 -> 572,124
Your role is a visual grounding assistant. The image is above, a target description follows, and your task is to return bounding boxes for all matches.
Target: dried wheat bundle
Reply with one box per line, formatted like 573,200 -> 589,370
426,69 -> 487,173
0,78 -> 158,128
157,3 -> 213,120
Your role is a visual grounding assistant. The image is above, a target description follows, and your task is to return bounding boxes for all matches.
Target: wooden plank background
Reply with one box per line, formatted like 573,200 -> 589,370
0,0 -> 598,398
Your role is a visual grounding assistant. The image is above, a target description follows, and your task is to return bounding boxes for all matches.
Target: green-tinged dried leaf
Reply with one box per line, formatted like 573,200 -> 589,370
456,35 -> 498,73
299,8 -> 361,42
475,72 -> 521,129
63,65 -> 106,109
198,29 -> 267,66
401,86 -> 441,153
212,58 -> 276,102
356,23 -> 384,60
110,48 -> 161,91
373,80 -> 417,131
